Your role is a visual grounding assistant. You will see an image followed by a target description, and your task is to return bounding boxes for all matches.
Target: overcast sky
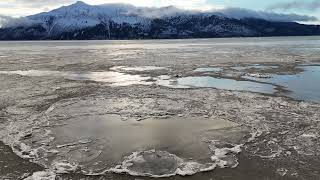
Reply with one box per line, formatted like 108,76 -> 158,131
1,0 -> 319,23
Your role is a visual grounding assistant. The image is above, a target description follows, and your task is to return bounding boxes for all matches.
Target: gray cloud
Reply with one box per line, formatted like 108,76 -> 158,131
268,0 -> 320,11
214,8 -> 318,22
0,15 -> 14,27
0,14 -> 37,28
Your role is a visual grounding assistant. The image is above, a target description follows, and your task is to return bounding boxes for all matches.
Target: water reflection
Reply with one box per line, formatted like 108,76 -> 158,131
194,67 -> 222,72
231,64 -> 278,71
174,76 -> 276,94
0,70 -> 151,86
243,65 -> 320,103
110,66 -> 168,72
1,65 -> 319,103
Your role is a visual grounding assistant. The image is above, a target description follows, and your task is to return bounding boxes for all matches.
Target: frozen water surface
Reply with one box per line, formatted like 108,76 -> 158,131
173,76 -> 276,94
0,37 -> 320,179
194,67 -> 223,72
232,64 -> 278,71
50,112 -> 243,175
110,66 -> 168,72
0,70 -> 151,86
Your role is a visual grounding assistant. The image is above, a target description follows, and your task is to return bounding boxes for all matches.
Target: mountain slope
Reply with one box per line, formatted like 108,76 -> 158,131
27,1 -> 151,35
0,1 -> 320,40
54,16 -> 320,40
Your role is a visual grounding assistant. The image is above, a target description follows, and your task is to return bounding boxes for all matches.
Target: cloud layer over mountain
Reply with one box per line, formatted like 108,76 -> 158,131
216,8 -> 318,22
268,0 -> 320,11
0,1 -> 318,28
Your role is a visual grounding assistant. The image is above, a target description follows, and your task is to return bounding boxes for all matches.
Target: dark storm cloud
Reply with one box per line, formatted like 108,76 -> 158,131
268,0 -> 320,11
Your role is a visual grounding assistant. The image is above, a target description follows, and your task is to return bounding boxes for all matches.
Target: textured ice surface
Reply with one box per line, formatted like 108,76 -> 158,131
209,142 -> 242,168
174,76 -> 276,94
245,73 -> 272,78
232,64 -> 278,71
109,148 -> 238,177
194,67 -> 223,72
1,82 -> 319,178
52,161 -> 80,174
24,171 -> 56,180
110,66 -> 168,72
1,38 -> 320,179
109,150 -> 215,177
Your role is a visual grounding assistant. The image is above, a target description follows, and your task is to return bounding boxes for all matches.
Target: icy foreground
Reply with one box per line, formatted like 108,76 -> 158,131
0,38 -> 319,179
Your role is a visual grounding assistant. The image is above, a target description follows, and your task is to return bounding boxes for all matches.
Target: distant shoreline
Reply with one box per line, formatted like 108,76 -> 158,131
1,35 -> 320,42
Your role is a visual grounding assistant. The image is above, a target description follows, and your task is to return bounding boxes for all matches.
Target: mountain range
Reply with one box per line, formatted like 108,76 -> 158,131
0,1 -> 320,40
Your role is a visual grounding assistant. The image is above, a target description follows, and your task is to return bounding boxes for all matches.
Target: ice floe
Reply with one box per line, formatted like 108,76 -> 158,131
109,143 -> 242,178
110,66 -> 168,72
52,161 -> 80,174
108,149 -> 217,177
245,73 -> 272,78
24,171 -> 56,180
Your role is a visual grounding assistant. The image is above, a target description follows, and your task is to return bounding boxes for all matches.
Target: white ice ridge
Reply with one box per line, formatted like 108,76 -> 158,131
109,144 -> 242,178
23,161 -> 80,179
209,141 -> 242,168
52,161 -> 80,174
245,73 -> 272,78
24,171 -> 56,180
108,149 -> 216,177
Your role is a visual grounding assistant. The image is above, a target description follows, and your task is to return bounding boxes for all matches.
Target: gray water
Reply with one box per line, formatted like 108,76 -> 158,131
173,64 -> 320,103
194,67 -> 223,72
231,64 -> 279,71
242,65 -> 320,103
175,76 -> 276,94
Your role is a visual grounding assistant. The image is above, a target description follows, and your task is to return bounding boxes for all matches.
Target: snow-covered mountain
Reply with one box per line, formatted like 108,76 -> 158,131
0,1 -> 319,40
27,1 -> 148,34
25,1 -> 197,35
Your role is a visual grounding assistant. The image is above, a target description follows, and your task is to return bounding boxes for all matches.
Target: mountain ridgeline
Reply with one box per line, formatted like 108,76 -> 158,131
56,17 -> 320,40
0,1 -> 320,40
